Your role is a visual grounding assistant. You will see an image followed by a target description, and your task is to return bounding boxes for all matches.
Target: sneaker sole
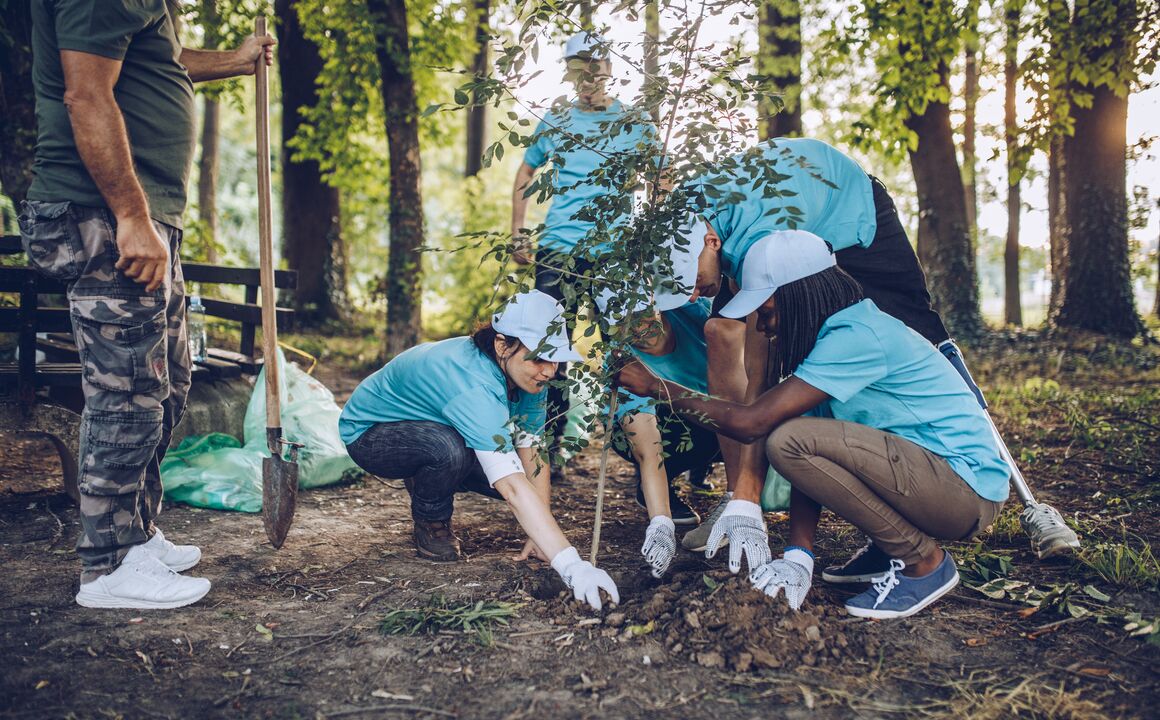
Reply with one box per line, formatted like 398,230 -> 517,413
161,557 -> 200,573
821,569 -> 886,584
844,572 -> 960,620
1034,536 -> 1081,560
682,536 -> 727,553
415,546 -> 461,563
75,585 -> 210,610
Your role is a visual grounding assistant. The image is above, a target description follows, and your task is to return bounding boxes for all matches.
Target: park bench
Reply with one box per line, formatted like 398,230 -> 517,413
0,233 -> 297,500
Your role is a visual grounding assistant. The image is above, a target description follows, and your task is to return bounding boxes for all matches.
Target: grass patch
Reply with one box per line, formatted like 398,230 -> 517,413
925,674 -> 1112,720
1076,538 -> 1160,590
379,595 -> 521,646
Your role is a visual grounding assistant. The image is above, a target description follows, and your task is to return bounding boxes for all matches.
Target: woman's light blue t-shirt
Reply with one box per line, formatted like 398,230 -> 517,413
616,300 -> 710,420
339,337 -> 547,452
697,137 -> 877,280
523,100 -> 658,254
792,300 -> 1010,502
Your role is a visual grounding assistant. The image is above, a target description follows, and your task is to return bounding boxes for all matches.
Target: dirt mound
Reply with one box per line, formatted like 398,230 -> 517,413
529,567 -> 878,673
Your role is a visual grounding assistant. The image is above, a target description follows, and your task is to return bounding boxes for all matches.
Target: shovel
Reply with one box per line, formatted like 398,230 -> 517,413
255,17 -> 299,548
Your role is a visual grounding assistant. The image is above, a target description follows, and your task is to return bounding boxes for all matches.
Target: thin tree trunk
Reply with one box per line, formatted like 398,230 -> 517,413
962,0 -> 979,237
1003,0 -> 1022,326
0,1 -> 36,203
1154,215 -> 1160,318
578,1 -> 593,28
368,0 -> 424,356
644,0 -> 660,126
906,69 -> 984,338
758,0 -> 802,139
1048,136 -> 1065,313
1054,82 -> 1141,336
276,0 -> 349,324
197,98 -> 220,263
464,0 -> 489,178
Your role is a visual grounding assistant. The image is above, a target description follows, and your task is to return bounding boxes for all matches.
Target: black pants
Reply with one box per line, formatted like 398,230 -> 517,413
534,250 -> 598,450
611,405 -> 722,483
346,421 -> 501,522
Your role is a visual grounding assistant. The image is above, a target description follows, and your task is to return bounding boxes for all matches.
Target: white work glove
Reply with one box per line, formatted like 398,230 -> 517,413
705,499 -> 771,574
551,547 -> 620,611
641,516 -> 677,578
749,547 -> 815,611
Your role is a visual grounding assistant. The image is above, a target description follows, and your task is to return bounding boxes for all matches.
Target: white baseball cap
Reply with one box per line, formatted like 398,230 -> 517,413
564,31 -> 610,60
654,213 -> 705,311
718,230 -> 837,319
594,283 -> 653,326
492,290 -> 582,363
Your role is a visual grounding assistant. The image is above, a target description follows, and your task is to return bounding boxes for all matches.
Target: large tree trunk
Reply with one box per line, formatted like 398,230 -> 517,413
1003,0 -> 1022,326
1052,82 -> 1141,336
197,98 -> 220,263
464,0 -> 489,178
757,0 -> 802,139
369,0 -> 424,356
962,0 -> 979,236
906,73 -> 984,338
0,2 -> 35,203
277,0 -> 349,324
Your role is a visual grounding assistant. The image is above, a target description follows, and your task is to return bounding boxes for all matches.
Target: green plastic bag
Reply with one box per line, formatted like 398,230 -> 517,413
161,350 -> 360,511
761,465 -> 792,512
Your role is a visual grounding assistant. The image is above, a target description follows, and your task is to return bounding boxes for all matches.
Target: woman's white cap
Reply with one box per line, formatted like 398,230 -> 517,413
719,230 -> 836,319
492,290 -> 582,362
655,213 -> 705,311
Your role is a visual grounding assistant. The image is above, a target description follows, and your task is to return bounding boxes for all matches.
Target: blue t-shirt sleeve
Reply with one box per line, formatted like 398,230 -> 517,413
523,119 -> 553,169
442,387 -> 515,452
792,322 -> 888,403
613,388 -> 657,422
510,388 -> 549,438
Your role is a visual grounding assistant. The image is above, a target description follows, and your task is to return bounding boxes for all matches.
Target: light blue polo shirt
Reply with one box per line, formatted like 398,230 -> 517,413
616,300 -> 710,420
339,337 -> 547,452
792,300 -> 1010,502
696,137 -> 877,280
523,100 -> 658,254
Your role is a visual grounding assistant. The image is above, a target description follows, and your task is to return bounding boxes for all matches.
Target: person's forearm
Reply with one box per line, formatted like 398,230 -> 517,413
787,488 -> 821,551
736,321 -> 773,502
180,48 -> 253,82
518,447 -> 551,507
497,474 -> 570,559
660,380 -> 769,444
511,165 -> 535,231
623,415 -> 670,518
65,90 -> 150,221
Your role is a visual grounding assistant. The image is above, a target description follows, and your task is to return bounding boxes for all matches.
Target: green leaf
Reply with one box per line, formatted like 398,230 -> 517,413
702,574 -> 720,591
1083,585 -> 1112,603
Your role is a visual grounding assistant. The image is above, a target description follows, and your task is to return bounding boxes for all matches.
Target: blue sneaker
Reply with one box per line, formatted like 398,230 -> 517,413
844,552 -> 959,619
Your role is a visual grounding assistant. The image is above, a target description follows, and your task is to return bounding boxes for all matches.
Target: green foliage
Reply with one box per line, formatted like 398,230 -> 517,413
1077,539 -> 1160,590
379,595 -> 521,646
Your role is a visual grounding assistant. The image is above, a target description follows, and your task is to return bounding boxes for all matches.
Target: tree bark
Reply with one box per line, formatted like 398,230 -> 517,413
276,0 -> 349,324
1047,135 -> 1065,313
578,1 -> 593,28
1053,82 -> 1141,336
0,2 -> 36,203
1003,0 -> 1021,326
962,0 -> 979,237
368,0 -> 424,356
757,0 -> 802,139
197,97 -> 220,263
464,0 -> 489,178
644,0 -> 660,126
906,71 -> 984,338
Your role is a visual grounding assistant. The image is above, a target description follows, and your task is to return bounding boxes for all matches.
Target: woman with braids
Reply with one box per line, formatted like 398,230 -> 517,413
617,231 -> 1009,618
340,290 -> 618,611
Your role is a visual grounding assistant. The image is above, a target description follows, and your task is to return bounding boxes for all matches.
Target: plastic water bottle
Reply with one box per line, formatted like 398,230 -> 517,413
188,294 -> 207,362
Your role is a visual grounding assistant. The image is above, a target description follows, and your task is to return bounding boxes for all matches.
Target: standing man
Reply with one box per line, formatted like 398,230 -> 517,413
19,0 -> 274,609
510,31 -> 658,479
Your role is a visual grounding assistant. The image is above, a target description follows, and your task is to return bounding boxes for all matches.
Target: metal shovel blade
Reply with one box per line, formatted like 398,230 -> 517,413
262,445 -> 299,549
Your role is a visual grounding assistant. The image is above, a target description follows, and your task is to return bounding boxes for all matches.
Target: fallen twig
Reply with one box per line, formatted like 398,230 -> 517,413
323,704 -> 456,718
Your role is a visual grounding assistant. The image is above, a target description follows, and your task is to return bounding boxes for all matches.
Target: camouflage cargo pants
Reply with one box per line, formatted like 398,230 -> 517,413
18,201 -> 192,580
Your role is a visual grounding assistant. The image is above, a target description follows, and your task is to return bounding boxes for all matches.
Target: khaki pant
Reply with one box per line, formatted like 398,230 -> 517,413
767,417 -> 1004,566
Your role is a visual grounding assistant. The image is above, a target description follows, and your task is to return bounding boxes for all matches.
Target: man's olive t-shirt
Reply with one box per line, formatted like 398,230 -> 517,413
28,0 -> 195,228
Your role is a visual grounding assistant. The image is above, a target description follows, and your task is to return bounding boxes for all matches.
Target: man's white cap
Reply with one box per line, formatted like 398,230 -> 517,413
719,230 -> 837,319
594,284 -> 653,326
654,213 -> 705,311
564,31 -> 609,60
492,290 -> 582,362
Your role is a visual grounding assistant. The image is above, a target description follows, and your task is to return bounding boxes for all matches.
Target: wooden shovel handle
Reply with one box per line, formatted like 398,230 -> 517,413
254,16 -> 281,437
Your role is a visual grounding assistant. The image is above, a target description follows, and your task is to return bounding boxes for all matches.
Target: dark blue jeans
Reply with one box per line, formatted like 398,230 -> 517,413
346,421 -> 502,522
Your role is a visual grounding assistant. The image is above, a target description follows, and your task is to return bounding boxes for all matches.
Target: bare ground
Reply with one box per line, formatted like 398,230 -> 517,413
1,332 -> 1157,720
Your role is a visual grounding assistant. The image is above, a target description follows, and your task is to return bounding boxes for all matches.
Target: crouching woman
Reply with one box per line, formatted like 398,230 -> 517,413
617,231 -> 1009,619
339,290 -> 618,611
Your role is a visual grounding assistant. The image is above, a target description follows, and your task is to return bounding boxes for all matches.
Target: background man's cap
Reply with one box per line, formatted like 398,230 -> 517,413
719,230 -> 837,319
655,213 -> 706,311
564,31 -> 610,60
492,290 -> 582,363
594,283 -> 653,327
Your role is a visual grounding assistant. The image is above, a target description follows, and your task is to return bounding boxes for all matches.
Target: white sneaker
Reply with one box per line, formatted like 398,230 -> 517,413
76,545 -> 211,610
1020,502 -> 1081,559
142,527 -> 201,572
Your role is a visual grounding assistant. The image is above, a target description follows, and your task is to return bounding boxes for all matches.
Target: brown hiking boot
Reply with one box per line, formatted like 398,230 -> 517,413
413,519 -> 461,562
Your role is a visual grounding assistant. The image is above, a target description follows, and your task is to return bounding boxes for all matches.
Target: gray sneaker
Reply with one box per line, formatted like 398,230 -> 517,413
681,492 -> 732,552
1020,502 -> 1081,559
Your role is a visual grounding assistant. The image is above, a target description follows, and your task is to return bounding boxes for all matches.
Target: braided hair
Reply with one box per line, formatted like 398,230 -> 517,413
769,266 -> 865,382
